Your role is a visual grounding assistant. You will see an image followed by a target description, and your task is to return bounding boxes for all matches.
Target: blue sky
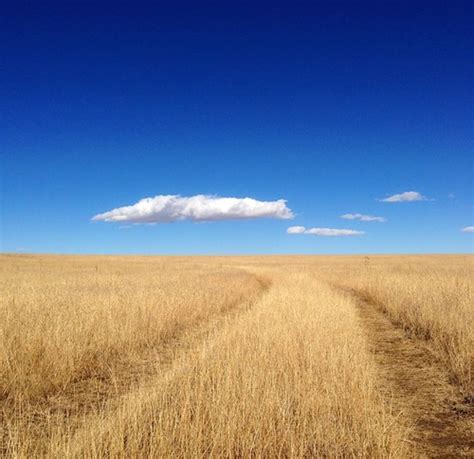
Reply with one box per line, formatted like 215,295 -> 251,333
1,1 -> 473,254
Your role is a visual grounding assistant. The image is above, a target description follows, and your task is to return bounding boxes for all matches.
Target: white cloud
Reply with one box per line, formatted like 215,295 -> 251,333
340,213 -> 386,222
287,226 -> 364,237
461,226 -> 474,233
287,226 -> 306,234
305,228 -> 365,236
92,194 -> 294,224
381,191 -> 428,202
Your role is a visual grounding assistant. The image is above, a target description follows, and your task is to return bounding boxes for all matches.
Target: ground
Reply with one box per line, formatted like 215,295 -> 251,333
0,254 -> 472,457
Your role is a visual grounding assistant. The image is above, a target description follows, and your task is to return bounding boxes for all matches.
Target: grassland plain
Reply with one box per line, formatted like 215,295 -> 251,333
0,254 -> 472,457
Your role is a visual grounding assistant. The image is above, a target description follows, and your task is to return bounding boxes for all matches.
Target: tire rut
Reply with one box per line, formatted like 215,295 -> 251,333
346,289 -> 474,458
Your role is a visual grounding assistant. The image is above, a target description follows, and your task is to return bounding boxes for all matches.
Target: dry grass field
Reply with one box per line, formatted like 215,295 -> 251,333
0,254 -> 472,457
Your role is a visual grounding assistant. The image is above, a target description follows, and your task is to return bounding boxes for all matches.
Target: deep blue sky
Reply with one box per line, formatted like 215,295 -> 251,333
1,1 -> 473,254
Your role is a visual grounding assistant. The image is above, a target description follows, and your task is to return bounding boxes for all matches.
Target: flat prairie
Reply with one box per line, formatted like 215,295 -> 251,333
0,254 -> 472,457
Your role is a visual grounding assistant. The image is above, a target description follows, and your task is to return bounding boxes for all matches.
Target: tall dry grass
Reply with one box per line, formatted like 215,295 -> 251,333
60,273 -> 409,458
0,255 -> 264,455
1,254 -> 471,457
315,256 -> 473,392
0,256 -> 264,402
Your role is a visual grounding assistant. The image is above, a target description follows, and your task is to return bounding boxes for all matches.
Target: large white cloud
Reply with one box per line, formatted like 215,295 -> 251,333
287,226 -> 364,236
461,226 -> 474,233
381,191 -> 428,202
340,213 -> 386,222
92,194 -> 294,223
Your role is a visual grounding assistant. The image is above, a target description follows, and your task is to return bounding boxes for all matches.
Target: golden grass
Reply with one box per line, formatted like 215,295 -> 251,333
61,273 -> 407,457
0,255 -> 264,456
310,255 -> 474,393
0,254 -> 472,457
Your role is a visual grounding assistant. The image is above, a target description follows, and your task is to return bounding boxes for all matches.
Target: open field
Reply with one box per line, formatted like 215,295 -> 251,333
0,254 -> 472,457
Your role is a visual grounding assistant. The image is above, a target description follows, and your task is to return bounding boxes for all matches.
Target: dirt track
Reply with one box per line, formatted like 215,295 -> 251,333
349,290 -> 474,458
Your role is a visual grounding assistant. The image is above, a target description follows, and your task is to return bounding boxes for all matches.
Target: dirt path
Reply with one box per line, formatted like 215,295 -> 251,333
346,289 -> 474,458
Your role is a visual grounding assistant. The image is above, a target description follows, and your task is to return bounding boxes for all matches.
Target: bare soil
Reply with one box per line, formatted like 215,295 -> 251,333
349,289 -> 474,458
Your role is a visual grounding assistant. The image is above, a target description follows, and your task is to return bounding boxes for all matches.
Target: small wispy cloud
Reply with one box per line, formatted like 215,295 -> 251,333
340,213 -> 386,222
380,191 -> 428,202
286,226 -> 306,234
287,226 -> 364,237
461,226 -> 474,233
92,194 -> 294,224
